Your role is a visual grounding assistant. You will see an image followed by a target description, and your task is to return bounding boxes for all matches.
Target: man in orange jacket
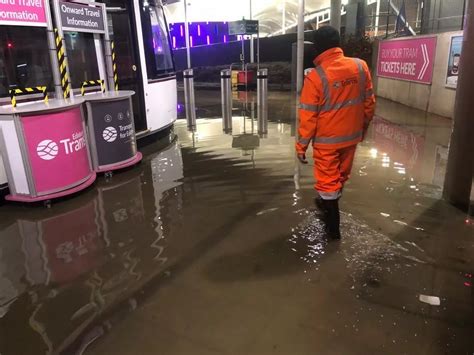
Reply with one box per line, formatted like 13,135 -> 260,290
296,26 -> 376,240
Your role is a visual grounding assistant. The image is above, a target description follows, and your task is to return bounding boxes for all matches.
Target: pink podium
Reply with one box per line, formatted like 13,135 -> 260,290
0,99 -> 96,202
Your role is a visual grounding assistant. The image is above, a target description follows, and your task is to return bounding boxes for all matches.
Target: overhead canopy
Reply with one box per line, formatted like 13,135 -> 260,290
164,0 -> 343,36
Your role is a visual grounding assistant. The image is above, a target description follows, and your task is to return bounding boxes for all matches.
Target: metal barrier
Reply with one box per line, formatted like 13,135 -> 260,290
9,87 -> 48,108
257,68 -> 268,135
183,68 -> 196,129
81,80 -> 105,96
221,69 -> 233,133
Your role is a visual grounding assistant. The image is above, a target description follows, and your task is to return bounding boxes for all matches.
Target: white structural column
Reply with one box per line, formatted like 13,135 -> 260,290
330,0 -> 342,30
375,0 -> 381,36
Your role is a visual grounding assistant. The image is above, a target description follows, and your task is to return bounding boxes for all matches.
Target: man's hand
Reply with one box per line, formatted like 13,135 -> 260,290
297,154 -> 308,164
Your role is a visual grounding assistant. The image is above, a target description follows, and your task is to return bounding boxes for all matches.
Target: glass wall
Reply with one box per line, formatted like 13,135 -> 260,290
365,0 -> 464,38
421,0 -> 466,34
0,27 -> 53,99
140,0 -> 175,80
64,32 -> 101,88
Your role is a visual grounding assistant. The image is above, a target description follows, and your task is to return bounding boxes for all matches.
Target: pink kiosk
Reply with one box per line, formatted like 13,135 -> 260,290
0,100 -> 96,203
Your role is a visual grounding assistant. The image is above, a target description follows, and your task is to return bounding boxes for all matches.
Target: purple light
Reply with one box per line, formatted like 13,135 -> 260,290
180,25 -> 183,36
190,36 -> 194,47
223,35 -> 227,43
207,35 -> 210,45
172,36 -> 176,48
198,24 -> 201,36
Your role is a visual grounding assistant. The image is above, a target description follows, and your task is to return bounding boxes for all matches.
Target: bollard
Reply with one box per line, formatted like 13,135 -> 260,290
257,68 -> 268,136
183,68 -> 196,129
221,69 -> 233,133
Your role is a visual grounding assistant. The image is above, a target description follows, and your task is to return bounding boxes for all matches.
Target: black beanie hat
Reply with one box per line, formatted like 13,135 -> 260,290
313,25 -> 341,57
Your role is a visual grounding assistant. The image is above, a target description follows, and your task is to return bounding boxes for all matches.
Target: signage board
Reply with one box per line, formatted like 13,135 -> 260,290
21,107 -> 92,194
228,20 -> 259,35
377,37 -> 437,84
89,98 -> 137,167
446,35 -> 463,89
59,1 -> 105,33
0,0 -> 47,27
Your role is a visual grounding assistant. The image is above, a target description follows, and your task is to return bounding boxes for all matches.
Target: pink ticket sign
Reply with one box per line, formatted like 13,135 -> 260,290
377,37 -> 437,84
21,107 -> 92,194
0,0 -> 47,27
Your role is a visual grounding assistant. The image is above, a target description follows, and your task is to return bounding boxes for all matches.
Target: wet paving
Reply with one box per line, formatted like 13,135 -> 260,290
0,89 -> 473,354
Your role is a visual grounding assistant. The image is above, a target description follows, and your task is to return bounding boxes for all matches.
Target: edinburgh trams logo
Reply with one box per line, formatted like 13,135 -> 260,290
36,132 -> 87,161
102,126 -> 118,143
36,140 -> 59,161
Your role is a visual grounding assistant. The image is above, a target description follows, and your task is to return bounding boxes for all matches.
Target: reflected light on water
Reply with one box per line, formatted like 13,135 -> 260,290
370,148 -> 378,159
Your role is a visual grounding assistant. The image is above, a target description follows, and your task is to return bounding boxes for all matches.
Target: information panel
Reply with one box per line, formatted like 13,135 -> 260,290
0,0 -> 47,27
446,35 -> 463,89
377,37 -> 437,84
59,1 -> 105,33
89,98 -> 137,167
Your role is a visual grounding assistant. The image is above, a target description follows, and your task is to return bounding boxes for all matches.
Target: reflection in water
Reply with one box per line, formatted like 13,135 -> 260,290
0,141 -> 183,354
0,93 -> 472,355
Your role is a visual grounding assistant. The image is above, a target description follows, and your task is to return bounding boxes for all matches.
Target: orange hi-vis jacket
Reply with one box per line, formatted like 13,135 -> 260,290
296,48 -> 376,154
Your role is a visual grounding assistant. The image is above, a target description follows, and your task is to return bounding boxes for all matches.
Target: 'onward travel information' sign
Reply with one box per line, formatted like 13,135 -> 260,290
59,1 -> 105,34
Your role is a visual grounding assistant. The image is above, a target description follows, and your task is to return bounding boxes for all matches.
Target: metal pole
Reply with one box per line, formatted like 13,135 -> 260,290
101,3 -> 115,91
443,0 -> 474,211
250,0 -> 254,63
296,0 -> 305,98
51,0 -> 73,97
257,68 -> 268,136
221,69 -> 233,133
183,68 -> 196,129
241,37 -> 245,71
330,0 -> 342,31
184,0 -> 191,69
257,28 -> 260,69
385,0 -> 390,38
44,0 -> 62,99
294,0 -> 305,190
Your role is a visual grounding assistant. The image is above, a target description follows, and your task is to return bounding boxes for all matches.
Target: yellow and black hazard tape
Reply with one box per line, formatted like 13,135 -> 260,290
111,41 -> 118,91
54,29 -> 71,99
9,87 -> 48,108
81,80 -> 105,96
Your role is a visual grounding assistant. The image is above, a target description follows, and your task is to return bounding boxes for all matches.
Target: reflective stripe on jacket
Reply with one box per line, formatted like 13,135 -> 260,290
296,48 -> 376,154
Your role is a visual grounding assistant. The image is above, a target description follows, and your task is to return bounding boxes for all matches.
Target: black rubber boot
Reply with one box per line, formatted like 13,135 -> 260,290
314,197 -> 328,217
321,199 -> 341,240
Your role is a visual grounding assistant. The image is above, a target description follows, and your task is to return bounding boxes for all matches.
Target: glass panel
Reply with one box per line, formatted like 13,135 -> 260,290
64,32 -> 100,88
106,5 -> 148,132
108,12 -> 136,82
140,0 -> 175,80
0,27 -> 53,99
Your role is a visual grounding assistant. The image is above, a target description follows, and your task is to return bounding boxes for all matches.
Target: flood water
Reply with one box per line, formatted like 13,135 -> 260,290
0,90 -> 473,354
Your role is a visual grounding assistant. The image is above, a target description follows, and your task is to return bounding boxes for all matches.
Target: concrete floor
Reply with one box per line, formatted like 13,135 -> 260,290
0,90 -> 473,354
